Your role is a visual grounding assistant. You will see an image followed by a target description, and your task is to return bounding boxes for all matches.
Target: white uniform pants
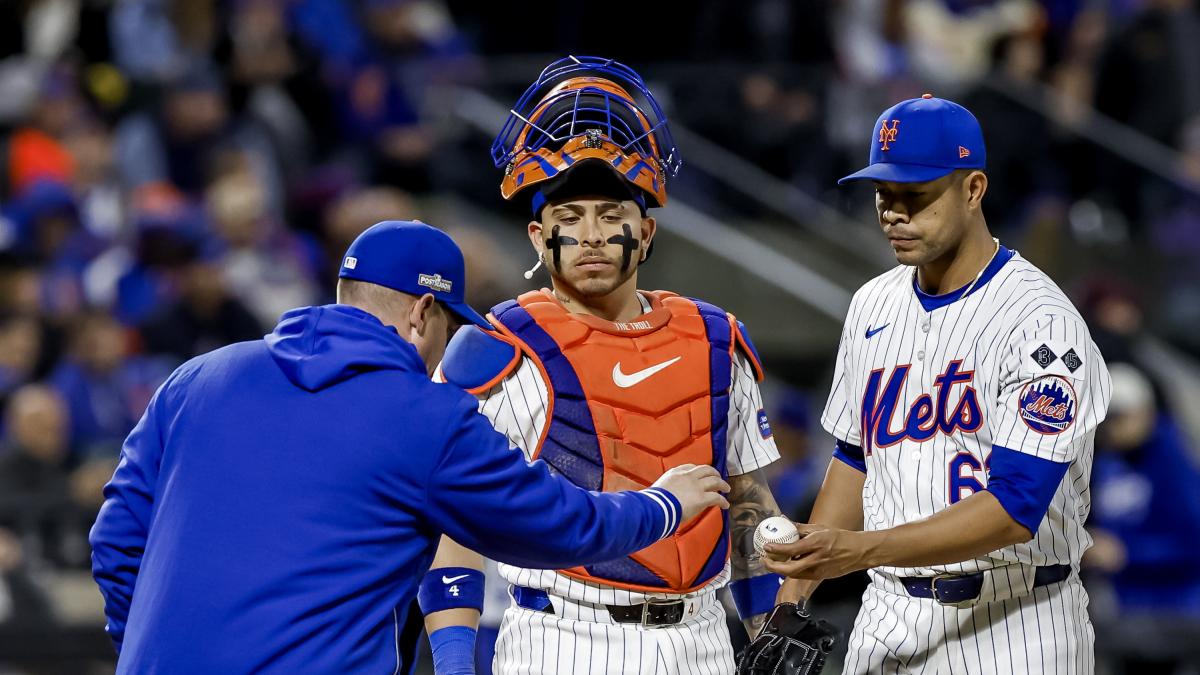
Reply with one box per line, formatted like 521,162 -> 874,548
493,593 -> 735,675
843,574 -> 1094,674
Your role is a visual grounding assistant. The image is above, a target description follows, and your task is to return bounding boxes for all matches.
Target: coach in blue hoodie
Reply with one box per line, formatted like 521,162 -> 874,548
90,221 -> 729,674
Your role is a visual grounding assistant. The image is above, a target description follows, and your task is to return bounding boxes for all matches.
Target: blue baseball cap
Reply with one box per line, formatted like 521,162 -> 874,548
838,94 -> 986,185
338,220 -> 490,329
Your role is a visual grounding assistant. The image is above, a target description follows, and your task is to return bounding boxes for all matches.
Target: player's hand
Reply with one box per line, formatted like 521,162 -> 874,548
762,524 -> 873,580
652,464 -> 731,522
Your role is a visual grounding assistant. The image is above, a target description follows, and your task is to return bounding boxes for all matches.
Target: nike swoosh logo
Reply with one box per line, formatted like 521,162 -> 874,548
865,324 -> 890,339
442,574 -> 469,584
612,356 -> 682,388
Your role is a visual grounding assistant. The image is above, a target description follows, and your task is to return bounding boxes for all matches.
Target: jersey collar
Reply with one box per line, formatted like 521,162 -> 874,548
912,245 -> 1015,312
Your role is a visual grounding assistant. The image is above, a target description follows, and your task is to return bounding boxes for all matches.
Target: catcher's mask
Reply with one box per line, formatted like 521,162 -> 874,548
492,55 -> 681,211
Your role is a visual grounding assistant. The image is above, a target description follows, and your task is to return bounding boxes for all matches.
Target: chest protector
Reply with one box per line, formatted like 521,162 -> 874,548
488,289 -> 738,593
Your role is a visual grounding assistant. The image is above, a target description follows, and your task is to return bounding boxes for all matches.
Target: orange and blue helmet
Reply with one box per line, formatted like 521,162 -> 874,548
492,56 -> 680,213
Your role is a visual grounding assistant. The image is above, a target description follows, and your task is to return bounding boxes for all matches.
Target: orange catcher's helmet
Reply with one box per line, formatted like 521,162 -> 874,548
491,56 -> 681,212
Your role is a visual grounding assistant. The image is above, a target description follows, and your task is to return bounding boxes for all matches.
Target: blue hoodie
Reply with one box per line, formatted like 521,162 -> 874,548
90,305 -> 680,674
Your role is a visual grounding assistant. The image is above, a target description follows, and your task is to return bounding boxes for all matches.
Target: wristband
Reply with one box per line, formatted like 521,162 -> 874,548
429,626 -> 475,675
417,567 -> 485,615
729,573 -> 784,619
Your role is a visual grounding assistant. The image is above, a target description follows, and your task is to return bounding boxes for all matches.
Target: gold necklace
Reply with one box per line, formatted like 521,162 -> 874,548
957,238 -> 1001,299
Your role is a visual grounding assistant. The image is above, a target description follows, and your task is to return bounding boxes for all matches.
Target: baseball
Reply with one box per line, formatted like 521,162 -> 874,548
754,516 -> 800,560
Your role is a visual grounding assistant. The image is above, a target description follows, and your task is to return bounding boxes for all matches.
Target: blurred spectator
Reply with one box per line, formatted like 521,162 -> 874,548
48,311 -> 169,460
0,525 -> 57,629
0,313 -> 43,421
109,0 -> 217,84
904,0 -> 1041,87
962,33 -> 1063,233
1095,0 -> 1200,149
107,182 -> 205,325
0,385 -> 84,568
4,180 -> 104,318
113,59 -> 281,200
206,165 -> 321,327
63,119 -> 126,243
1094,0 -> 1200,224
139,255 -> 264,362
4,67 -> 85,198
1087,363 -> 1200,672
217,0 -> 333,176
763,388 -> 821,519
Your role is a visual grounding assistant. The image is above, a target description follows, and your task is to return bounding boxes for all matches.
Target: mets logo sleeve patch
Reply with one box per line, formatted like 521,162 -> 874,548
1017,376 -> 1076,434
990,316 -> 1113,464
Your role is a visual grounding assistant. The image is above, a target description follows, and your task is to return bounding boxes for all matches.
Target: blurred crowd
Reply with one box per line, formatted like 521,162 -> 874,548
0,0 -> 1196,672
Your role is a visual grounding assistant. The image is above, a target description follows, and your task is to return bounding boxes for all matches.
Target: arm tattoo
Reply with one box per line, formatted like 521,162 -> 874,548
728,469 -> 784,637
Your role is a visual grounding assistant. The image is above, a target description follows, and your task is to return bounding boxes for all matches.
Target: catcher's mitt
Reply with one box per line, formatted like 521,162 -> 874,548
736,602 -> 838,675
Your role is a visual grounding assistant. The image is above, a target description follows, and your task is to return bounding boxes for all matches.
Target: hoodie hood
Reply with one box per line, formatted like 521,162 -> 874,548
265,305 -> 426,392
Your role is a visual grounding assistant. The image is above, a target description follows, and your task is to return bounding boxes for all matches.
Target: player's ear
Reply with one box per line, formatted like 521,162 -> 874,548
965,170 -> 987,210
527,220 -> 545,256
639,216 -> 656,263
409,293 -> 436,336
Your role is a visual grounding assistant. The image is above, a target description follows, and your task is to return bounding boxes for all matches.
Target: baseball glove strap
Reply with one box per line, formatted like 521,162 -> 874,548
736,603 -> 837,675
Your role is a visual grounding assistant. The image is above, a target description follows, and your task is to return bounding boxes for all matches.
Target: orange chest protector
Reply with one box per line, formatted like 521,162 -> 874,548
489,290 -> 740,593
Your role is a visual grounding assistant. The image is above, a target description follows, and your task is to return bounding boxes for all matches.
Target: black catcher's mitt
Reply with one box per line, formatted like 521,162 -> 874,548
736,602 -> 838,675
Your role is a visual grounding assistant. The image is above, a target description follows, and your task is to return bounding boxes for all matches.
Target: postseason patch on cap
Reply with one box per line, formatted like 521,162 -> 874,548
418,273 -> 452,293
757,409 -> 772,439
1018,376 -> 1077,435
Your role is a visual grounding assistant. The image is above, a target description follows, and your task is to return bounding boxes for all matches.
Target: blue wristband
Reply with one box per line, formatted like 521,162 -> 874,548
417,567 -> 485,615
729,573 -> 784,619
429,626 -> 476,675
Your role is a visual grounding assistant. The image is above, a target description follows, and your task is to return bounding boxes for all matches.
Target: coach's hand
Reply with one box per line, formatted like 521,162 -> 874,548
652,464 -> 731,522
762,524 -> 872,580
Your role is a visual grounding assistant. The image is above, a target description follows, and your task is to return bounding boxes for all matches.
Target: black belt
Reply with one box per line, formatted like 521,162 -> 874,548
901,564 -> 1071,604
511,585 -> 687,626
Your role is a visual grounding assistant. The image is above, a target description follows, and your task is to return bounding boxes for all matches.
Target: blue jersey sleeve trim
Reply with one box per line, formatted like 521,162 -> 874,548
833,440 -> 867,473
440,325 -> 520,394
984,444 -> 1071,536
729,573 -> 783,619
641,487 -> 681,539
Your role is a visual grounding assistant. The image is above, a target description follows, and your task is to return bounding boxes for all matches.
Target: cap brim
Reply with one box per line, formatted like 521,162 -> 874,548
837,163 -> 956,185
444,301 -> 492,330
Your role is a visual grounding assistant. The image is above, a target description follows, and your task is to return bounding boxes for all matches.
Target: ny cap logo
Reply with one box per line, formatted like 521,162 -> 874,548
418,273 -> 452,293
879,120 -> 900,151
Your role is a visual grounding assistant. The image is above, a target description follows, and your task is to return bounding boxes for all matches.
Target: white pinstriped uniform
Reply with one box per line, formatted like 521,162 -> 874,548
821,249 -> 1111,674
446,293 -> 779,674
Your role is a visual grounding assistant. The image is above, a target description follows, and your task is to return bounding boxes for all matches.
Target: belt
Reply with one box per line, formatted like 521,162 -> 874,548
511,586 -> 688,627
901,564 -> 1071,604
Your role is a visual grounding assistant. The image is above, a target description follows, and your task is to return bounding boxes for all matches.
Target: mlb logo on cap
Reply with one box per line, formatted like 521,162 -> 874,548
839,94 -> 986,185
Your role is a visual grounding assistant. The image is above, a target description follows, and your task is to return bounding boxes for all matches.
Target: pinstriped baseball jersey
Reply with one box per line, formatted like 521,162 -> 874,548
821,248 -> 1111,579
